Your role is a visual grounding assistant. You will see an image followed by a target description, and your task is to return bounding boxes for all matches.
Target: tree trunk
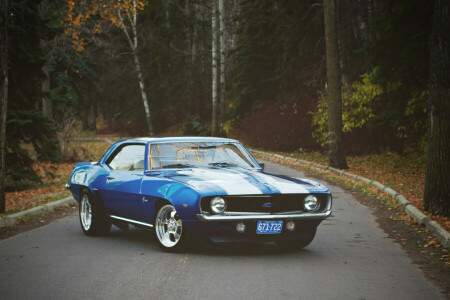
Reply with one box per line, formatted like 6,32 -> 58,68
211,0 -> 218,136
82,107 -> 89,131
0,0 -> 9,213
89,103 -> 96,131
424,0 -> 450,217
40,39 -> 52,119
323,0 -> 348,169
41,63 -> 52,119
118,2 -> 155,136
218,0 -> 226,136
192,3 -> 198,65
367,0 -> 375,43
133,52 -> 154,136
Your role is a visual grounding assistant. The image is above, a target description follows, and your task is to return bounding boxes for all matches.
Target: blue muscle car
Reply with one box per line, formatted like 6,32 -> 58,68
66,137 -> 332,252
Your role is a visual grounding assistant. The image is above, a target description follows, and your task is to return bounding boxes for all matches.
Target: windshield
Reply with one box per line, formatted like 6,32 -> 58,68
148,142 -> 259,170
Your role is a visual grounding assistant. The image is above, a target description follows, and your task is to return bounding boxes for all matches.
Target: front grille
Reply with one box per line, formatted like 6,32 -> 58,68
201,194 -> 329,214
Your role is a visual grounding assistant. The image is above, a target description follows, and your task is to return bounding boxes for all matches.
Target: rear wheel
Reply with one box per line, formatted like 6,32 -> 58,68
154,204 -> 189,252
79,190 -> 111,236
276,228 -> 316,250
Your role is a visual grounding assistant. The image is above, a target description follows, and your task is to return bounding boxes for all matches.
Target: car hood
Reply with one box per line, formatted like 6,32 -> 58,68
160,167 -> 329,196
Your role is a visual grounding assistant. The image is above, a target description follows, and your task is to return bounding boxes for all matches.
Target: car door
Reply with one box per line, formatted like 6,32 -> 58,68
98,144 -> 146,221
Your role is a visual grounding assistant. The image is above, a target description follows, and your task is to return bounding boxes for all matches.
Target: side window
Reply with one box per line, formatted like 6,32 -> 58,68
108,145 -> 145,171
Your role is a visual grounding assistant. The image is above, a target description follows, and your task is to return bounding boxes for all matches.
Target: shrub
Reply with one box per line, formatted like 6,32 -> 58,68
183,115 -> 210,136
311,69 -> 383,147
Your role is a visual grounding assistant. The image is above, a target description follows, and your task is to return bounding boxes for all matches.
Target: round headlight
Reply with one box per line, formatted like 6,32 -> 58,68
210,197 -> 226,214
304,195 -> 319,211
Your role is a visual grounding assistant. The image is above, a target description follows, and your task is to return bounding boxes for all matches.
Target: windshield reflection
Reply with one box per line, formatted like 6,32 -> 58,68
148,142 -> 258,170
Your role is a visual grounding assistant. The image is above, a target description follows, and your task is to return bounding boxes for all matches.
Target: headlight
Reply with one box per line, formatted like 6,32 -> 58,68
304,195 -> 319,211
210,197 -> 226,214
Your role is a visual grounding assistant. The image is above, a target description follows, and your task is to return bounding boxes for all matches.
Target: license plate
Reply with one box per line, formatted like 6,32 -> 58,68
256,220 -> 283,234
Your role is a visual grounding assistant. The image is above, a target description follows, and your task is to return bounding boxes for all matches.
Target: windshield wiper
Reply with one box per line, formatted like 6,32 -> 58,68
164,163 -> 195,169
208,162 -> 239,168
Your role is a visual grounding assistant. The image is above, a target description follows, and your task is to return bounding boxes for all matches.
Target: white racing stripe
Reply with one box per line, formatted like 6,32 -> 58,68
179,168 -> 263,195
175,168 -> 314,195
209,178 -> 263,195
253,173 -> 310,194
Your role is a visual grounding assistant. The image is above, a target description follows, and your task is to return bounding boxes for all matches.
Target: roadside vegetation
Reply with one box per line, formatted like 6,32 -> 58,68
1,141 -> 110,215
251,149 -> 449,233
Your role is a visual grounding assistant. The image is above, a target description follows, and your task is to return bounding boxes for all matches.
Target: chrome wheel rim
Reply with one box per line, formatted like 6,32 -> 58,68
80,195 -> 92,231
155,205 -> 182,248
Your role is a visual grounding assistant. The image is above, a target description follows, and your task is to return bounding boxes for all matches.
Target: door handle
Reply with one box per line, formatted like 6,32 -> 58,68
106,176 -> 114,183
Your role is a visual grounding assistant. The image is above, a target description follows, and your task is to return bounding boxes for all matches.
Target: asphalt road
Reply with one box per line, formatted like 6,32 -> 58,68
0,160 -> 444,299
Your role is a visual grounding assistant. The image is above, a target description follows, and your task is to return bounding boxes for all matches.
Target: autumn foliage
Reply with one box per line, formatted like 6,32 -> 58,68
64,0 -> 147,51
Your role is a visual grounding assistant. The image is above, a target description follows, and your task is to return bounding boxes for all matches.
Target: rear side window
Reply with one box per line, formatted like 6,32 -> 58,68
107,144 -> 145,171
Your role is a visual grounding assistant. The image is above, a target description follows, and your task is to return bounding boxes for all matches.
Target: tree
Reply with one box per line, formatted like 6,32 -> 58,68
0,0 -> 9,213
424,0 -> 450,217
65,0 -> 155,135
1,0 -> 61,213
218,0 -> 226,134
211,0 -> 218,136
323,0 -> 348,169
38,1 -> 53,120
117,1 -> 154,135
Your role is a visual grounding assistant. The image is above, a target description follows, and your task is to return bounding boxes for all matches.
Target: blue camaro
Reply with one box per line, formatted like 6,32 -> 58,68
66,137 -> 332,252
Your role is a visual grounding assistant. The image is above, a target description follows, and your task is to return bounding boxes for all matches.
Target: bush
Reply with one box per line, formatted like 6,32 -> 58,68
6,110 -> 60,185
311,69 -> 383,147
183,116 -> 210,136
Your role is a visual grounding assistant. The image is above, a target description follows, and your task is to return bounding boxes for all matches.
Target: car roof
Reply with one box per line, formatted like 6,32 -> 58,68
118,136 -> 239,144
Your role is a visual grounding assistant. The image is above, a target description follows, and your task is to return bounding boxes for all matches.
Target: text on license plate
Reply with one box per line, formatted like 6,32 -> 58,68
256,220 -> 283,234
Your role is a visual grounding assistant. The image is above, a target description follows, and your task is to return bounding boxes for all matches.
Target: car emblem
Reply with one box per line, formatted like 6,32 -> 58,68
262,202 -> 273,208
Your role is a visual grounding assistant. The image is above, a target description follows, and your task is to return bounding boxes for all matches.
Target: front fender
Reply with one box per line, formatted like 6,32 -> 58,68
141,177 -> 201,221
166,187 -> 201,220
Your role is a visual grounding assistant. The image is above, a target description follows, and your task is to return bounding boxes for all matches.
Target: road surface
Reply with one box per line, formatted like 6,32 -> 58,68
0,160 -> 444,299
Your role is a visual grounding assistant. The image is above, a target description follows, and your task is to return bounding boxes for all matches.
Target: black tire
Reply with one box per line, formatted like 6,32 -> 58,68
79,190 -> 111,236
276,228 -> 317,250
154,203 -> 189,252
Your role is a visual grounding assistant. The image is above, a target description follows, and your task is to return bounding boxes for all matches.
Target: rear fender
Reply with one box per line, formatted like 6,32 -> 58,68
77,185 -> 106,209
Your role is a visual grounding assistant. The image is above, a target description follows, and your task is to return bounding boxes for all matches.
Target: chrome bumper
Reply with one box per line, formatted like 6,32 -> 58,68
197,210 -> 331,222
65,183 -> 71,190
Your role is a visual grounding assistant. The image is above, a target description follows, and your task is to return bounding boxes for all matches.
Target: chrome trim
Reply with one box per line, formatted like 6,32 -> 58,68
65,183 -> 70,190
223,211 -> 271,215
197,210 -> 331,222
227,195 -> 272,198
110,215 -> 154,228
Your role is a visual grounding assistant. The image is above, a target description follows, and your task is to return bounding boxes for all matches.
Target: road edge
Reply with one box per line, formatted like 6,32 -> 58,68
0,196 -> 76,228
251,149 -> 450,249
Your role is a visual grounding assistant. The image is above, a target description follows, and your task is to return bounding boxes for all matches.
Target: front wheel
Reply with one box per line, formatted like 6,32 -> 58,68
276,228 -> 316,250
154,204 -> 189,252
79,190 -> 111,236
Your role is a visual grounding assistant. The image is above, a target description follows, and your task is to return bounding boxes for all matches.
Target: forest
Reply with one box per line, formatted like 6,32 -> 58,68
0,0 -> 448,217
